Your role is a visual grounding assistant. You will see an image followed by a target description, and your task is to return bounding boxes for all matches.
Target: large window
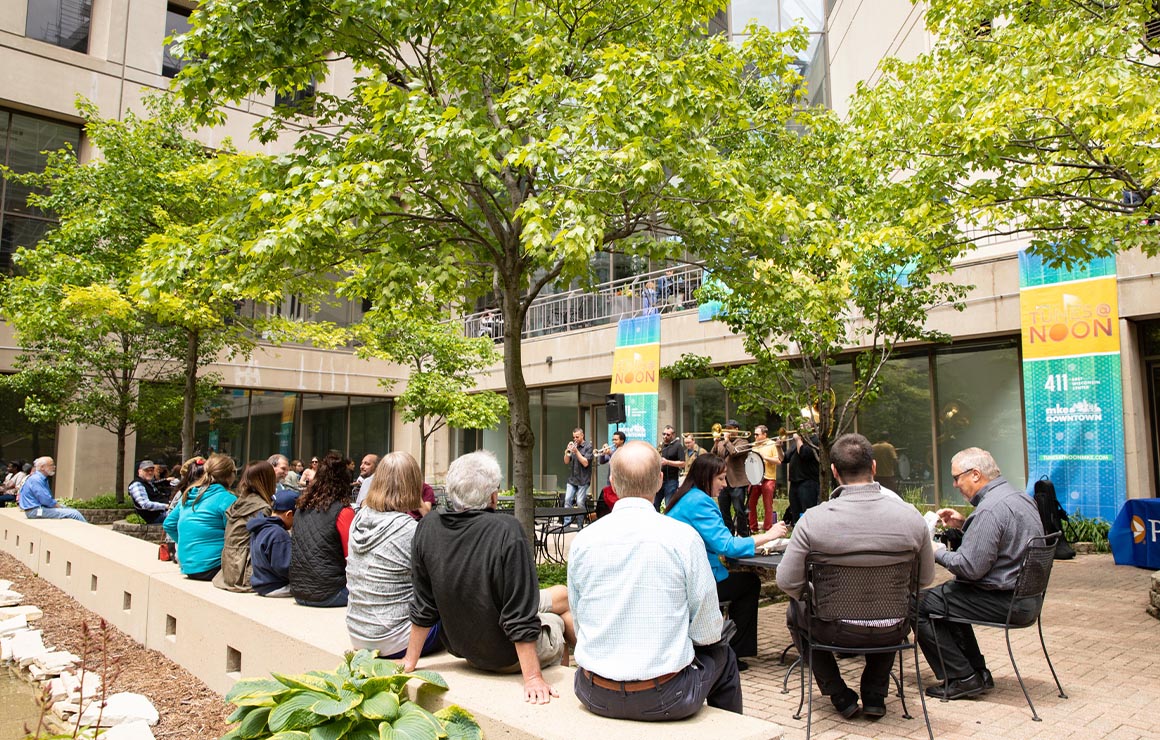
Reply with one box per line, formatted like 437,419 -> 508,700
25,0 -> 91,52
729,0 -> 829,107
162,5 -> 193,78
0,110 -> 81,273
857,354 -> 936,503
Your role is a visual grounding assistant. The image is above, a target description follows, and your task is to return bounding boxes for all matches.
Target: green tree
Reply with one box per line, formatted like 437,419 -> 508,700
0,98 -> 250,492
668,109 -> 967,491
850,0 -> 1160,265
357,309 -> 507,472
165,0 -> 811,537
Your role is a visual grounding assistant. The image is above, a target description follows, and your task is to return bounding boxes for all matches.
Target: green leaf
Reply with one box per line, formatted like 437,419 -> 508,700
433,706 -> 482,740
359,690 -> 401,721
226,705 -> 252,724
268,692 -> 332,733
269,733 -> 312,740
273,673 -> 341,696
310,690 -> 363,717
308,716 -> 354,740
400,671 -> 449,691
227,678 -> 289,706
236,706 -> 272,739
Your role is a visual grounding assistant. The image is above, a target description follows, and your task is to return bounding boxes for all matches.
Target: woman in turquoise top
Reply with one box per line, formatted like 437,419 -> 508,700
667,454 -> 787,667
163,454 -> 238,581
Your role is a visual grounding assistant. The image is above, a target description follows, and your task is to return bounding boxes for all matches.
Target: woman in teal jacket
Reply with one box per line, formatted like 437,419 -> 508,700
163,454 -> 238,580
667,454 -> 787,668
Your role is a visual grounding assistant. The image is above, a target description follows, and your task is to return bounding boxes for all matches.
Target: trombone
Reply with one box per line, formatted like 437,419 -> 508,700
681,423 -> 752,441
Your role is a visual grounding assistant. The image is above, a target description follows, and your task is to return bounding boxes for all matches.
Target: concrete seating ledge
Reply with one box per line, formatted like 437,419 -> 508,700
1,509 -> 781,739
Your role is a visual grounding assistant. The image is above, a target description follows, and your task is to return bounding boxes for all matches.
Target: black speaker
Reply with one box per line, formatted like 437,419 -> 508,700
605,393 -> 627,424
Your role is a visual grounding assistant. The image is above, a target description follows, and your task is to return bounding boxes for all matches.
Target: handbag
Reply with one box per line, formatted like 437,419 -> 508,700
158,541 -> 176,562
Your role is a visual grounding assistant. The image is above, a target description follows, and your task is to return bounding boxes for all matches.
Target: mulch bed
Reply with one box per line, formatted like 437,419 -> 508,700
0,551 -> 230,740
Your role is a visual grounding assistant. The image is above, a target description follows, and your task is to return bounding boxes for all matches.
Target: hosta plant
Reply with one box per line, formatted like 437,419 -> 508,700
220,650 -> 482,740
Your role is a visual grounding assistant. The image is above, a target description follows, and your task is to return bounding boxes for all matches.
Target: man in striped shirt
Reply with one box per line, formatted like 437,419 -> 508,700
917,447 -> 1044,700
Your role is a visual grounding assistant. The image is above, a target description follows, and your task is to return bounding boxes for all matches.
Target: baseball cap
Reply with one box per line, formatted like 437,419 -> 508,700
138,459 -> 155,471
273,489 -> 300,512
725,419 -> 740,428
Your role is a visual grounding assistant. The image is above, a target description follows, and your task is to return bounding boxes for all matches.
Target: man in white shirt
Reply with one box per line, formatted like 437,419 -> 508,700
568,441 -> 743,720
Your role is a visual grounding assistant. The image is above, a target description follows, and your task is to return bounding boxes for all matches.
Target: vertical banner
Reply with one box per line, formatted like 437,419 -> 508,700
280,393 -> 298,457
1019,250 -> 1125,522
609,314 -> 660,445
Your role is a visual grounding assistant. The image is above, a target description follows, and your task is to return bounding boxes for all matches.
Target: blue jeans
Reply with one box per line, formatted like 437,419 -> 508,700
23,506 -> 87,523
653,478 -> 679,511
296,586 -> 349,608
565,483 -> 589,525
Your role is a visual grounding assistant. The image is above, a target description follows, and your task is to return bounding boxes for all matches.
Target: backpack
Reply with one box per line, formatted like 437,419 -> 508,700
1033,477 -> 1075,560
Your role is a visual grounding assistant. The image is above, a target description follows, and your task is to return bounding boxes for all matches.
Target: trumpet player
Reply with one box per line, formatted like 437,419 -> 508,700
711,420 -> 750,536
747,425 -> 781,534
563,428 -> 593,527
597,431 -> 626,465
655,425 -> 686,510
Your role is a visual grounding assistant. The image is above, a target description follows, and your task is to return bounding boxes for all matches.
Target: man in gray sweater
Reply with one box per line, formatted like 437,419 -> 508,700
777,434 -> 934,719
917,447 -> 1044,700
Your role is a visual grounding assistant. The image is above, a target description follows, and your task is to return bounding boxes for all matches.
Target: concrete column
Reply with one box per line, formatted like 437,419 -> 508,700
1120,320 -> 1156,499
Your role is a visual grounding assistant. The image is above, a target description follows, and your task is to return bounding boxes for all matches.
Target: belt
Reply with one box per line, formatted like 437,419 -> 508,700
581,668 -> 679,693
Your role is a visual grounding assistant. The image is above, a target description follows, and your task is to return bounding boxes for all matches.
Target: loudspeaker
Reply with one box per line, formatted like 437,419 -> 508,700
605,393 -> 627,424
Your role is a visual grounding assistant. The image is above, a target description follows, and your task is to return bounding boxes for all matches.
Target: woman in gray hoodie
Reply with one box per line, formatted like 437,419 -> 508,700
346,452 -> 442,659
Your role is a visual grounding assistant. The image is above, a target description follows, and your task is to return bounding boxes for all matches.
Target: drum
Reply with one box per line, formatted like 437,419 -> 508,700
744,451 -> 765,486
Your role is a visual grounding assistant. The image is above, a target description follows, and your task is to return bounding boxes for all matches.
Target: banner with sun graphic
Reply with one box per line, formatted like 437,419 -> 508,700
1019,250 -> 1126,522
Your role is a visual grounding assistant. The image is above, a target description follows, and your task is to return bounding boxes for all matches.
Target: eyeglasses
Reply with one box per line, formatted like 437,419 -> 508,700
951,468 -> 976,484
311,459 -> 319,464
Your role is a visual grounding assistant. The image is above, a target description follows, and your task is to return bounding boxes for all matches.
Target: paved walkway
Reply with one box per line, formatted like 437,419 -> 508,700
741,554 -> 1159,740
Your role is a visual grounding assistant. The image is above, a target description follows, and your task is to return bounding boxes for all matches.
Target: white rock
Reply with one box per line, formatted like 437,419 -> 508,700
0,605 -> 44,621
0,614 -> 28,636
0,589 -> 24,606
1,636 -> 12,661
53,700 -> 81,718
74,670 -> 102,699
99,721 -> 156,740
10,628 -> 46,662
0,579 -> 12,590
78,693 -> 159,728
35,650 -> 81,673
49,676 -> 71,702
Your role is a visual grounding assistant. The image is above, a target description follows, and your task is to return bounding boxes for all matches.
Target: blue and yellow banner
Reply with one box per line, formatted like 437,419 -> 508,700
1019,250 -> 1125,522
610,314 -> 660,443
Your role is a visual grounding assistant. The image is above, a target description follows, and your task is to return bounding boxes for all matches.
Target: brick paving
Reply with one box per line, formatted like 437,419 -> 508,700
741,554 -> 1160,739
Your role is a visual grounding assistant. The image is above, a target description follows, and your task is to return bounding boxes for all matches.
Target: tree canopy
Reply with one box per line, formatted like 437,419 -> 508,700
161,0 -> 813,536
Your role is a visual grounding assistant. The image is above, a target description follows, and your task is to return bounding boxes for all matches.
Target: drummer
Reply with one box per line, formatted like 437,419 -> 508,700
747,425 -> 782,534
711,419 -> 752,536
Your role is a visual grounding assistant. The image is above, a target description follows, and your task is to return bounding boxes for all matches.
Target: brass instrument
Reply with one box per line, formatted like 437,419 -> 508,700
682,423 -> 752,441
598,443 -> 612,456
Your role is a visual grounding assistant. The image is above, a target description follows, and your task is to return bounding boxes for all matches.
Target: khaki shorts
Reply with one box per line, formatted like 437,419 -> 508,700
492,589 -> 566,672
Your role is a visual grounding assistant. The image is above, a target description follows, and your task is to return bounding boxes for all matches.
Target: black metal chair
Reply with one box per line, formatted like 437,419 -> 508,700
793,552 -> 934,740
930,533 -> 1067,721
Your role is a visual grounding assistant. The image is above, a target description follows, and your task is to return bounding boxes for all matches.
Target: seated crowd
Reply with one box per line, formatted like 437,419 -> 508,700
20,434 -> 1048,725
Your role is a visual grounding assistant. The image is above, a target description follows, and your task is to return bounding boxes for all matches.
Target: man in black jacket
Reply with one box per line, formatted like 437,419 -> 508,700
403,450 -> 575,704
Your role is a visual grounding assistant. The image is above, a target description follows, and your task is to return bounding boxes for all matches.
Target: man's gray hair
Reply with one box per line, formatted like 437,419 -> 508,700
446,450 -> 502,511
951,447 -> 1000,480
267,454 -> 289,467
33,456 -> 53,472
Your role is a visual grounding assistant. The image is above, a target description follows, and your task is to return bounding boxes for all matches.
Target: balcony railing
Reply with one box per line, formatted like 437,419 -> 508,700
463,264 -> 704,341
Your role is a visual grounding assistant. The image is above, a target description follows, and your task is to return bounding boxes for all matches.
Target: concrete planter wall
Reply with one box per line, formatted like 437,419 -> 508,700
111,521 -> 167,544
76,509 -> 134,525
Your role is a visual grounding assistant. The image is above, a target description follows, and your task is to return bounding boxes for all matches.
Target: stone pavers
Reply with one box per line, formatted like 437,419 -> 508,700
743,554 -> 1160,740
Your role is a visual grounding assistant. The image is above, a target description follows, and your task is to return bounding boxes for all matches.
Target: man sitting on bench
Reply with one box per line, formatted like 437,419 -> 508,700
568,441 -> 743,720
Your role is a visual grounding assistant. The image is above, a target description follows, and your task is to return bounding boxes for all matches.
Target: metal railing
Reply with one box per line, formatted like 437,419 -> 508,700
464,264 -> 704,341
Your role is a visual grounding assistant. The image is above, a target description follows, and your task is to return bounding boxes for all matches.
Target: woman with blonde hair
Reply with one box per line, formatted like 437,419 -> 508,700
346,452 -> 442,658
214,460 -> 275,592
163,454 -> 238,581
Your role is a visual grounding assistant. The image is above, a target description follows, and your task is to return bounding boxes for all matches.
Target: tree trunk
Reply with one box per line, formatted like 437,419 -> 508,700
181,328 -> 199,461
114,424 -> 127,502
501,286 -> 536,544
419,417 -> 428,476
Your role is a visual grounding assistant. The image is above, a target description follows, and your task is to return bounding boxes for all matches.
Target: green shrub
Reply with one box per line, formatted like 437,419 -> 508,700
537,562 -> 567,587
58,494 -> 133,509
220,650 -> 480,740
124,513 -> 146,525
1063,513 -> 1111,552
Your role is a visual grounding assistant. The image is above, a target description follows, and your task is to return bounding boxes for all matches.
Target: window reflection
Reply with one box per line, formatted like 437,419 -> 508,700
857,355 -> 935,504
25,0 -> 91,52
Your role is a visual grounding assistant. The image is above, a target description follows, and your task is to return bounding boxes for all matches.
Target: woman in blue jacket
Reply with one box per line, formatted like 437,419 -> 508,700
163,454 -> 238,581
667,454 -> 787,667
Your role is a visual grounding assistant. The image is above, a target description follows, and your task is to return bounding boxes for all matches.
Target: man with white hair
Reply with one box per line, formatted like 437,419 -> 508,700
17,457 -> 86,522
268,454 -> 292,491
917,447 -> 1043,700
568,441 -> 742,720
403,450 -> 574,704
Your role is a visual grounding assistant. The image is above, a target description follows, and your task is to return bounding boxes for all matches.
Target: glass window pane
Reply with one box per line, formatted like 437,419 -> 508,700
934,343 -> 1026,505
481,417 -> 509,489
162,5 -> 192,78
543,386 -> 578,494
301,394 -> 349,458
857,354 -> 935,504
349,396 -> 392,459
781,0 -> 825,32
732,0 -> 778,34
528,389 -> 543,488
248,391 -> 296,461
1,217 -> 51,273
791,34 -> 827,107
680,377 -> 727,436
197,389 -> 249,465
0,376 -> 58,461
4,113 -> 82,219
25,0 -> 92,52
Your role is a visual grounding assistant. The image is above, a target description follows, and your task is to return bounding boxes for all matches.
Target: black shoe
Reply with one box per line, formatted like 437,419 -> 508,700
977,668 -> 994,691
925,673 -> 985,700
861,700 -> 887,719
736,660 -> 749,672
831,688 -> 860,718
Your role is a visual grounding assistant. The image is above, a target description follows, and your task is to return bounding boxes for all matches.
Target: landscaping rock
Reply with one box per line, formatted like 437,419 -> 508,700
0,588 -> 24,606
0,613 -> 28,635
0,579 -> 12,590
0,604 -> 43,621
101,720 -> 157,740
9,628 -> 46,662
79,692 -> 159,727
